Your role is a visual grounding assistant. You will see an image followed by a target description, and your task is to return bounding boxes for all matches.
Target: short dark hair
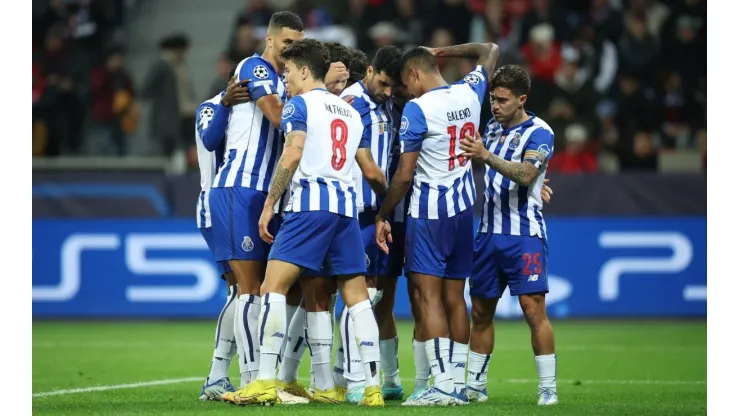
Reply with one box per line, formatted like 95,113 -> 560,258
400,47 -> 438,74
268,11 -> 304,32
159,33 -> 190,50
490,65 -> 531,96
280,39 -> 330,81
372,45 -> 403,81
348,48 -> 369,85
324,42 -> 352,69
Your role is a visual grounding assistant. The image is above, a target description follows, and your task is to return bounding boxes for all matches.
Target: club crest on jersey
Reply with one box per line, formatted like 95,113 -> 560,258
242,236 -> 254,252
378,122 -> 386,134
509,133 -> 521,150
399,116 -> 409,135
464,74 -> 481,85
253,65 -> 270,79
282,103 -> 296,119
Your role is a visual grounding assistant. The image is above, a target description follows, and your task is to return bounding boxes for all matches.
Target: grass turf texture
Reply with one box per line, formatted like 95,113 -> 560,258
33,320 -> 706,415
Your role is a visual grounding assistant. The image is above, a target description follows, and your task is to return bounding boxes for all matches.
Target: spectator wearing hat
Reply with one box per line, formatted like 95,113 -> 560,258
549,123 -> 597,174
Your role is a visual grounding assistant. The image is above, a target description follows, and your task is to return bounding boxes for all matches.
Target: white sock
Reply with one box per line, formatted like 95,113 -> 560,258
535,354 -> 557,392
379,337 -> 401,385
333,345 -> 347,388
343,289 -> 378,388
278,306 -> 307,383
330,292 -> 338,333
234,293 -> 251,386
281,304 -> 299,357
349,299 -> 381,388
367,287 -> 378,306
306,311 -> 334,391
425,337 -> 453,393
208,285 -> 238,382
413,339 -> 430,390
450,341 -> 469,391
467,350 -> 491,391
243,295 -> 261,381
256,293 -> 286,381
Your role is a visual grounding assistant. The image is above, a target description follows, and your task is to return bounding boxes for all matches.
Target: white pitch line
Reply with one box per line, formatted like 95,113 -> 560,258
32,376 -> 706,398
32,377 -> 202,398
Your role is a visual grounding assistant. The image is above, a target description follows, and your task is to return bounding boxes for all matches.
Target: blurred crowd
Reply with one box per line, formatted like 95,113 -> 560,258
32,0 -> 707,174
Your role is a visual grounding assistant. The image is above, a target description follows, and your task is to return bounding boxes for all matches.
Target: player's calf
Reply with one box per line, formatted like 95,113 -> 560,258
443,278 -> 470,397
519,293 -> 557,404
467,296 -> 498,396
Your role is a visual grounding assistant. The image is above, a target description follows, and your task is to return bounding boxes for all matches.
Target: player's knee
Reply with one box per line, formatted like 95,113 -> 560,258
471,302 -> 494,327
520,294 -> 547,327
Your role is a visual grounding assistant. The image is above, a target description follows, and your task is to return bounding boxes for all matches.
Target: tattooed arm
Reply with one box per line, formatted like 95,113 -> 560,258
355,148 -> 387,196
460,130 -> 541,187
265,131 -> 305,208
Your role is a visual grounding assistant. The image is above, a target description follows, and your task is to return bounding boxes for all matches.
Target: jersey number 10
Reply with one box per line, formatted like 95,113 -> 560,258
447,122 -> 475,171
330,119 -> 348,171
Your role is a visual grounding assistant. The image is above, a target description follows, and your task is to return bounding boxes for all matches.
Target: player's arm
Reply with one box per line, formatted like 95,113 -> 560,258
239,59 -> 285,128
197,101 -> 226,152
461,128 -> 554,187
356,148 -> 387,196
265,97 -> 309,209
376,101 -> 426,220
430,42 -> 500,81
350,96 -> 386,195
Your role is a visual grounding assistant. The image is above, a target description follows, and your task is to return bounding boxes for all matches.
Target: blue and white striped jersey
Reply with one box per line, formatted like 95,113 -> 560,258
212,54 -> 285,191
399,65 -> 488,219
478,112 -> 555,239
280,88 -> 367,218
340,81 -> 392,213
195,94 -> 227,228
385,99 -> 411,223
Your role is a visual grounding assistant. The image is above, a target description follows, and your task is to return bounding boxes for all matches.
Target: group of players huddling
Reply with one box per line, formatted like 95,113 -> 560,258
194,10 -> 558,408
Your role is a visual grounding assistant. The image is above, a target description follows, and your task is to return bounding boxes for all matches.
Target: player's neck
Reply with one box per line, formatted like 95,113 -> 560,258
422,73 -> 448,95
502,107 -> 530,130
262,49 -> 282,73
296,79 -> 326,95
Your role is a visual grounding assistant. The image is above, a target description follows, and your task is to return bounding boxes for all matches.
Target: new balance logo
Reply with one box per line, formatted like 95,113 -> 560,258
455,363 -> 466,368
528,274 -> 539,282
271,332 -> 285,338
360,341 -> 375,347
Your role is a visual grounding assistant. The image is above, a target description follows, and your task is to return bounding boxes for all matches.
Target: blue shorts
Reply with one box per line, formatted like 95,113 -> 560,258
470,233 -> 549,299
359,211 -> 386,277
209,187 -> 278,262
269,211 -> 366,276
405,207 -> 473,280
275,215 -> 325,277
382,220 -> 406,278
199,227 -> 233,275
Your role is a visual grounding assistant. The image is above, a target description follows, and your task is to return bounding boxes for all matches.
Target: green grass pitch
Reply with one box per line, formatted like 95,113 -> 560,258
32,320 -> 706,415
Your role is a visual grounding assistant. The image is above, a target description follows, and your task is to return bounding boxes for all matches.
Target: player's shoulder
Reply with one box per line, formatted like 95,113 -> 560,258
196,95 -> 220,120
340,81 -> 364,99
238,54 -> 277,80
530,115 -> 555,136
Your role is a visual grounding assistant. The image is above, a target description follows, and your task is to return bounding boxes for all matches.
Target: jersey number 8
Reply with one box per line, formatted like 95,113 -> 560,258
447,122 -> 475,171
330,119 -> 348,171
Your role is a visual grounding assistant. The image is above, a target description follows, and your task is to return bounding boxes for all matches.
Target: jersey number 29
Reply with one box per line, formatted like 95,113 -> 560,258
330,119 -> 348,170
447,122 -> 475,171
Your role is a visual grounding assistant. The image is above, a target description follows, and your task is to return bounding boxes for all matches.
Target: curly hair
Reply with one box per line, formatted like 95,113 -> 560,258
280,39 -> 330,81
324,42 -> 352,70
372,45 -> 403,82
490,65 -> 531,96
348,48 -> 369,85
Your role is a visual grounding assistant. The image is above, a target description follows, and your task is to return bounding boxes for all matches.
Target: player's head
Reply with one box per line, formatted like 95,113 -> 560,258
398,47 -> 440,99
266,11 -> 304,59
280,38 -> 330,97
489,64 -> 531,124
324,42 -> 352,94
348,48 -> 369,87
364,45 -> 403,104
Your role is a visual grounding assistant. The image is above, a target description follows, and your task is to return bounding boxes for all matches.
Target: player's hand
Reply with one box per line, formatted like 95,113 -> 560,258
325,62 -> 349,89
460,130 -> 490,162
222,74 -> 251,107
258,206 -> 275,244
375,216 -> 392,255
342,95 -> 355,105
421,46 -> 438,57
541,178 -> 553,203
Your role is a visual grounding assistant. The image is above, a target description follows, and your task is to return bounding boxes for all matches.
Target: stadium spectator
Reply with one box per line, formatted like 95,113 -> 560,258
229,23 -> 260,63
619,130 -> 659,171
520,23 -> 561,83
207,52 -> 235,100
616,13 -> 659,81
548,123 -> 597,174
141,33 -> 196,157
291,0 -> 332,29
89,45 -> 136,156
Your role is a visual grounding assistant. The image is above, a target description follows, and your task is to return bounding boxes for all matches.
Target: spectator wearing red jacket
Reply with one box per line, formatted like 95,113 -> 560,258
520,23 -> 561,83
549,123 -> 597,174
